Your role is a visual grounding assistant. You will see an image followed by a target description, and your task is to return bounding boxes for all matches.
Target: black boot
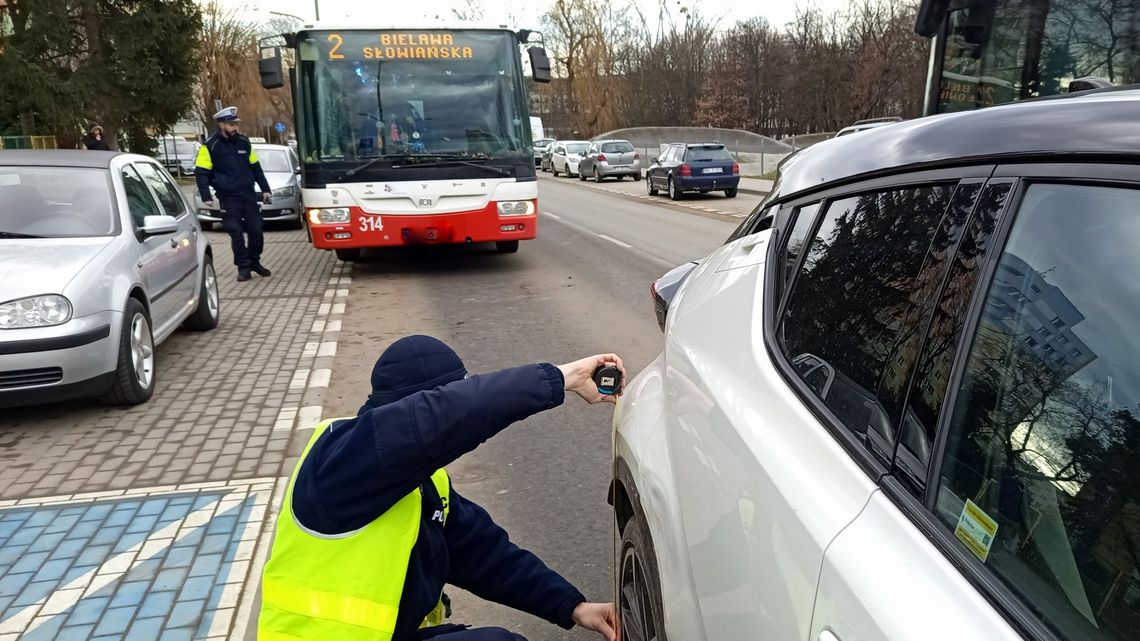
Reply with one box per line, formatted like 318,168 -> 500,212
252,264 -> 272,277
237,269 -> 251,282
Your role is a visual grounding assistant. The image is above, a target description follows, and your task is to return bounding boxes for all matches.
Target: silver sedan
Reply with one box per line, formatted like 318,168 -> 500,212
0,150 -> 220,407
195,144 -> 303,229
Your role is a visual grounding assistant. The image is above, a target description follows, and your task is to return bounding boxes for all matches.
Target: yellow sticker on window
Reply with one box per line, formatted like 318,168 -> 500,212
955,498 -> 999,562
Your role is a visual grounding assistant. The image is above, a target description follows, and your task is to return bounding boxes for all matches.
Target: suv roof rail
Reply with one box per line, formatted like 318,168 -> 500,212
851,117 -> 903,126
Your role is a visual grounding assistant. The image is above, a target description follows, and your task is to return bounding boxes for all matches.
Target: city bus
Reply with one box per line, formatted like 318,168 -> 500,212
916,0 -> 1138,115
260,26 -> 551,260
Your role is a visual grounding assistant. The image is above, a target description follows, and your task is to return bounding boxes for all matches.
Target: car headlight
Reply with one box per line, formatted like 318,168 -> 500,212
308,207 -> 351,224
0,295 -> 73,329
497,201 -> 535,216
272,186 -> 297,198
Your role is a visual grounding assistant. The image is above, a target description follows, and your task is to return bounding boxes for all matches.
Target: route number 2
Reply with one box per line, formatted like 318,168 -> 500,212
328,33 -> 344,59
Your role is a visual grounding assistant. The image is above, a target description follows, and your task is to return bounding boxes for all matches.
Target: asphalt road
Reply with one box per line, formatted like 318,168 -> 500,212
320,176 -> 746,639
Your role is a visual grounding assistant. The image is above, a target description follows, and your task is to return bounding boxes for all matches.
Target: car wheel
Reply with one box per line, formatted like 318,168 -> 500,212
335,248 -> 361,262
620,512 -> 668,641
668,176 -> 682,201
647,175 -> 659,196
183,257 -> 220,331
725,187 -> 738,198
594,167 -> 603,183
495,240 -> 519,253
199,221 -> 213,231
102,298 -> 156,406
579,169 -> 586,181
552,164 -> 559,177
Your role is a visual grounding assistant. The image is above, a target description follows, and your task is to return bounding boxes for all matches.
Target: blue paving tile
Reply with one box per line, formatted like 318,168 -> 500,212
192,494 -> 219,510
66,596 -> 111,626
21,612 -> 66,641
0,508 -> 32,523
92,604 -> 137,635
27,531 -> 67,555
206,515 -> 237,536
125,617 -> 165,641
122,557 -> 162,583
0,542 -> 29,569
153,567 -> 189,591
79,503 -> 114,522
68,519 -> 101,541
167,598 -> 205,629
57,624 -> 97,641
124,513 -> 160,535
50,538 -> 88,561
77,544 -> 113,566
159,627 -> 193,641
60,506 -> 86,518
92,635 -> 125,641
199,533 -> 229,555
91,525 -> 127,546
44,513 -> 82,535
112,500 -> 142,513
7,525 -> 46,546
109,581 -> 150,609
170,528 -> 205,549
163,546 -> 194,569
0,594 -> 14,615
137,590 -> 176,619
188,553 -> 222,578
137,498 -> 169,517
32,558 -> 71,582
0,571 -> 32,598
25,510 -> 57,528
103,508 -> 139,529
13,580 -> 57,607
178,575 -> 213,600
62,564 -> 98,584
10,551 -> 49,574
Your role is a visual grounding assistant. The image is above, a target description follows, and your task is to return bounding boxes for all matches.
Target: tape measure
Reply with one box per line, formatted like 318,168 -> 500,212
592,364 -> 622,396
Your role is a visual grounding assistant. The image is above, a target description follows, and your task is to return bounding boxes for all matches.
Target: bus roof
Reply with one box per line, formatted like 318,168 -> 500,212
289,22 -> 524,35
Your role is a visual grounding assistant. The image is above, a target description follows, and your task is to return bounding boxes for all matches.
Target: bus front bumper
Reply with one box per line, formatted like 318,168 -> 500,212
308,201 -> 538,250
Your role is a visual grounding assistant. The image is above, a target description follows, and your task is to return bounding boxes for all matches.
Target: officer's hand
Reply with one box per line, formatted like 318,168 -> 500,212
572,602 -> 619,641
261,192 -> 273,205
558,354 -> 626,405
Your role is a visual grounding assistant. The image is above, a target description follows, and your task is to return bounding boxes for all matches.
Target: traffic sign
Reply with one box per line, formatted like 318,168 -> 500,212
275,122 -> 286,133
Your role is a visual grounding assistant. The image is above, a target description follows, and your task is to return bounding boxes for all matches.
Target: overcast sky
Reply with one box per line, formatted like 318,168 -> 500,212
240,0 -> 852,33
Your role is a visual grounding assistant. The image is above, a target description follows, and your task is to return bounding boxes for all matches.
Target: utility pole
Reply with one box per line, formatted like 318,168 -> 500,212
313,0 -> 320,21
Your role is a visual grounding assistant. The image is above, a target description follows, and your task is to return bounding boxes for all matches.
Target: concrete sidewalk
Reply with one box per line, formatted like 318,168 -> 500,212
739,177 -> 775,196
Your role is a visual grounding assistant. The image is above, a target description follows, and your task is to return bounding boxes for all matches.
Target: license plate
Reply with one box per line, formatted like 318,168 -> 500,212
703,167 -> 723,174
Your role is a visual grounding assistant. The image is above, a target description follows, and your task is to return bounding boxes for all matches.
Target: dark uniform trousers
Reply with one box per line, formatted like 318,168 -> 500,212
219,193 -> 264,270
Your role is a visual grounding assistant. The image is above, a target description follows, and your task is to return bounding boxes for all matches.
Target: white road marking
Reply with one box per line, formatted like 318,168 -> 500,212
597,234 -> 634,249
543,212 -> 562,220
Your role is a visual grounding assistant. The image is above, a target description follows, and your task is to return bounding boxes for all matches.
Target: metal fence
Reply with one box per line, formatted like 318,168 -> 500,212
0,136 -> 58,150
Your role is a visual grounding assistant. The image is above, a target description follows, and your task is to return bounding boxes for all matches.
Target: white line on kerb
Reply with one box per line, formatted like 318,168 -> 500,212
597,234 -> 634,249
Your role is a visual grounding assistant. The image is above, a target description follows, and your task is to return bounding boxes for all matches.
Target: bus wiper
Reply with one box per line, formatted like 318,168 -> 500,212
392,155 -> 512,177
337,155 -> 393,181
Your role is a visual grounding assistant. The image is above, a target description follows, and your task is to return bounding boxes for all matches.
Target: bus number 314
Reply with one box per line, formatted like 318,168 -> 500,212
359,215 -> 384,232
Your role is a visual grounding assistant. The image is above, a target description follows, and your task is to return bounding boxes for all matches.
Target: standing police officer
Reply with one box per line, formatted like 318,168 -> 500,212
259,336 -> 622,641
195,106 -> 274,282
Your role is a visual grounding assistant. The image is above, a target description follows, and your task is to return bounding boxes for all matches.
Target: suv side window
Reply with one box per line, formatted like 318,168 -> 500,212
120,165 -> 161,230
934,183 -> 1140,641
779,183 -> 960,463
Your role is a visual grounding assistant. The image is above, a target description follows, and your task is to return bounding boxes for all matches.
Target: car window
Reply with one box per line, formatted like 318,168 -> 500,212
781,202 -> 821,286
934,183 -> 1140,641
256,149 -> 292,173
0,167 -> 116,238
134,162 -> 186,218
895,181 -> 1010,496
566,142 -> 590,155
686,146 -> 733,162
601,141 -> 634,153
120,165 -> 161,229
779,184 -> 960,461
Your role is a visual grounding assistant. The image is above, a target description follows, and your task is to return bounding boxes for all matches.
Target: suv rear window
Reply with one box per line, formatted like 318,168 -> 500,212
686,146 -> 732,162
601,141 -> 634,153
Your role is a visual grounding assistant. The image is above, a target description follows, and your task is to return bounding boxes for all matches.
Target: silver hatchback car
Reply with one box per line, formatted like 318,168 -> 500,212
195,143 -> 302,229
577,139 -> 642,182
0,151 -> 219,407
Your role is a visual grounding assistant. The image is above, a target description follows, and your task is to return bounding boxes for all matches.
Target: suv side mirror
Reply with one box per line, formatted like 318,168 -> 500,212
142,215 -> 179,236
528,47 -> 552,84
259,46 -> 285,89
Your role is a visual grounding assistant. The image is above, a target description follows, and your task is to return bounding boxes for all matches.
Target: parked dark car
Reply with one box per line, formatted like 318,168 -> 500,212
645,142 -> 740,200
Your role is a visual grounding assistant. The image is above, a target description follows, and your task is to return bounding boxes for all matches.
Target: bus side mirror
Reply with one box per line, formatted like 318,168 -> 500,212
529,47 -> 552,84
914,0 -> 951,37
260,46 -> 285,89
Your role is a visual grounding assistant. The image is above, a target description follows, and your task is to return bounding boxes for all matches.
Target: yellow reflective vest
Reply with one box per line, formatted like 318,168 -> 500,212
259,417 -> 450,641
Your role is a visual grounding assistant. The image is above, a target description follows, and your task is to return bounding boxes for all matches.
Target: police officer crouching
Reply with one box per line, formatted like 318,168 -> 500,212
195,106 -> 274,282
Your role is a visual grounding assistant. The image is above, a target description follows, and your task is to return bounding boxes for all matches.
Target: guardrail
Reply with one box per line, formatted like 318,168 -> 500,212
0,136 -> 58,150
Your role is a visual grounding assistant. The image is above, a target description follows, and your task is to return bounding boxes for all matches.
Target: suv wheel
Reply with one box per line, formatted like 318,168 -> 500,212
102,298 -> 156,405
619,512 -> 667,641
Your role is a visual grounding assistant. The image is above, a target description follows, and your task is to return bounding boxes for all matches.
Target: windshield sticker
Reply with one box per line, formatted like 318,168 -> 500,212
954,498 -> 999,563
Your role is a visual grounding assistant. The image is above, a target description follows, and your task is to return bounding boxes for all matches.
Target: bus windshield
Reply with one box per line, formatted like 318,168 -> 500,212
296,30 -> 531,172
934,0 -> 1139,113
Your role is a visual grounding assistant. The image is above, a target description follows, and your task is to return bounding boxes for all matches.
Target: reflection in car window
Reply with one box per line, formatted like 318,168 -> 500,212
256,150 -> 293,173
782,203 -> 820,286
601,141 -> 634,153
120,166 -> 161,229
134,163 -> 186,218
780,184 -> 958,459
0,167 -> 116,238
566,143 -> 590,155
936,184 -> 1140,641
686,146 -> 733,162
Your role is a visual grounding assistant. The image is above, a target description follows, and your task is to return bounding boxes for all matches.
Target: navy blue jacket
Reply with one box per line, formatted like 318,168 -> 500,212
291,364 -> 586,641
194,130 -> 271,200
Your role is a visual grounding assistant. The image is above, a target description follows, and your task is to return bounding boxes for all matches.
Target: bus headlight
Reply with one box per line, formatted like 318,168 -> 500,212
497,201 -> 535,216
309,208 -> 351,224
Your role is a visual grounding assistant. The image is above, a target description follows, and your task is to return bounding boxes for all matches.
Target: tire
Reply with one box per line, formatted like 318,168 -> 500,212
646,175 -> 659,196
183,257 -> 220,331
102,298 -> 156,406
594,168 -> 603,183
552,164 -> 559,177
495,240 -> 519,253
619,512 -> 668,641
668,176 -> 682,201
579,169 -> 586,181
335,248 -> 361,262
725,187 -> 738,199
199,221 -> 213,231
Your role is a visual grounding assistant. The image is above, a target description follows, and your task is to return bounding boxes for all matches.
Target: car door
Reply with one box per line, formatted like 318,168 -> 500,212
813,166 -> 1140,641
651,147 -> 674,187
551,144 -> 564,171
134,161 -> 199,333
118,164 -> 184,328
581,144 -> 597,175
